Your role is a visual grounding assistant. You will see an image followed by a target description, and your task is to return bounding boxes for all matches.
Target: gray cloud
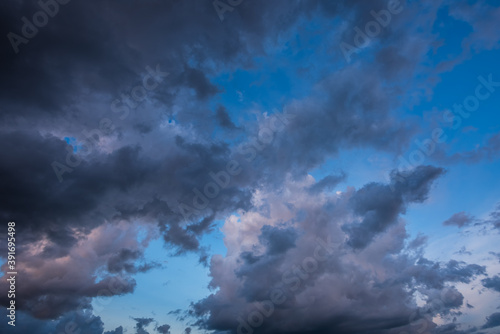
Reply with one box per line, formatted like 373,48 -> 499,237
486,203 -> 500,229
133,317 -> 154,334
443,212 -> 475,228
191,166 -> 485,334
156,324 -> 171,334
107,249 -> 161,274
482,275 -> 500,293
344,165 -> 444,249
0,0 -> 498,332
482,312 -> 500,329
216,105 -> 239,130
308,172 -> 346,194
105,326 -> 124,334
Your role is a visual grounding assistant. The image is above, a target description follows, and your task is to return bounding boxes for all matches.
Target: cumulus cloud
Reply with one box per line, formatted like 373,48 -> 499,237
191,167 -> 485,333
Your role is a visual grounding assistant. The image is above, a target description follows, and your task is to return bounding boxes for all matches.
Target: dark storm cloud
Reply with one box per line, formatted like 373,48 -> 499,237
0,126 -> 253,264
0,131 -> 96,240
0,0 -> 430,263
0,0 -> 141,118
0,0 -> 334,120
443,212 -> 475,228
0,131 -> 155,234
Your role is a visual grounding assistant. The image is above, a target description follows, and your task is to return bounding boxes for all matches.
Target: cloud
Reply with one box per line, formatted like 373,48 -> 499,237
489,252 -> 500,263
179,66 -> 220,100
54,310 -> 105,334
486,203 -> 500,229
216,105 -> 239,130
105,326 -> 124,334
107,248 -> 161,274
432,323 -> 477,334
0,0 -> 498,332
482,275 -> 500,293
344,165 -> 444,249
433,132 -> 500,165
443,212 -> 475,228
0,221 -> 151,319
0,0 -> 442,263
0,310 -> 124,334
133,317 -> 154,334
258,225 -> 298,256
190,167 -> 485,334
307,172 -> 346,194
482,312 -> 500,329
156,324 -> 171,334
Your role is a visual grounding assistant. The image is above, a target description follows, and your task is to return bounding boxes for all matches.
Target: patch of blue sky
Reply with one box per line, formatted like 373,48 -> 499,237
199,219 -> 227,257
96,237 -> 211,334
64,136 -> 79,152
209,18 -> 343,130
409,49 -> 500,159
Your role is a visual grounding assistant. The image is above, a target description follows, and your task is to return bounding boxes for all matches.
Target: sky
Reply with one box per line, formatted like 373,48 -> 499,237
1,0 -> 500,333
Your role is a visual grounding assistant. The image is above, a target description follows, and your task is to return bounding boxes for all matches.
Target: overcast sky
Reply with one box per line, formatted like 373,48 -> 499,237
1,0 -> 500,333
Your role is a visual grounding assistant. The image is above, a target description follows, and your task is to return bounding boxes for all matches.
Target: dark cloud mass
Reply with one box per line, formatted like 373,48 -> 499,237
0,0 -> 499,333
